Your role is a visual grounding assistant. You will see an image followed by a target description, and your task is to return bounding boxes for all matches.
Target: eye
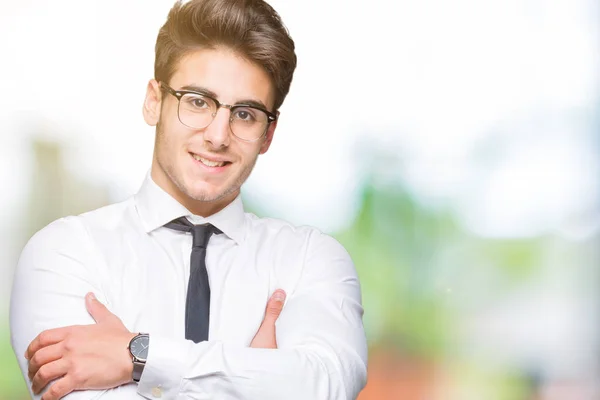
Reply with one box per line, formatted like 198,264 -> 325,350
193,99 -> 206,108
182,94 -> 212,111
232,107 -> 257,123
190,97 -> 208,109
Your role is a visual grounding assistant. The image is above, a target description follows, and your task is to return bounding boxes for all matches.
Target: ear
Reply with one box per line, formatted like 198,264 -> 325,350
143,79 -> 162,126
259,113 -> 279,155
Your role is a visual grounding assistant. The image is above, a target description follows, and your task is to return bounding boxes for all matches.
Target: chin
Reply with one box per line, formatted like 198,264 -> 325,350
185,189 -> 221,203
184,183 -> 229,203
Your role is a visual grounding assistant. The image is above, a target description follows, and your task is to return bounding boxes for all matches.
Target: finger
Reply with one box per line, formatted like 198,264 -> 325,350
26,329 -> 69,361
41,375 -> 75,400
250,323 -> 276,349
262,289 -> 286,325
249,290 -> 286,349
85,292 -> 114,324
28,343 -> 64,381
31,359 -> 68,395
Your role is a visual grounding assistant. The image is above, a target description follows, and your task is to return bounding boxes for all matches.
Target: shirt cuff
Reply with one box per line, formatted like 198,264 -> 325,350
137,335 -> 193,399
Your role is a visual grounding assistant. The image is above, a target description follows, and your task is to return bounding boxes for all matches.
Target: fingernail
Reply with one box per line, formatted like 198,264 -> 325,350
88,292 -> 96,301
273,290 -> 286,302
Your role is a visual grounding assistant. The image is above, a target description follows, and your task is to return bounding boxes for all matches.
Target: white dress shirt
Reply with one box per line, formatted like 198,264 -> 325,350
10,173 -> 367,400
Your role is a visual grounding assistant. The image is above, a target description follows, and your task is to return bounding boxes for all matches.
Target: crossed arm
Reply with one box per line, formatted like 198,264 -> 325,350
23,290 -> 288,400
10,222 -> 367,400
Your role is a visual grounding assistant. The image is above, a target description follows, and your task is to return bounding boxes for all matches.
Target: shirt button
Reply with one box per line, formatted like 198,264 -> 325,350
151,386 -> 162,398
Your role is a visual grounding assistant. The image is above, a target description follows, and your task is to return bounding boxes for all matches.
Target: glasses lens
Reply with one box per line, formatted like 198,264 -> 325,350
178,93 -> 216,129
230,106 -> 270,141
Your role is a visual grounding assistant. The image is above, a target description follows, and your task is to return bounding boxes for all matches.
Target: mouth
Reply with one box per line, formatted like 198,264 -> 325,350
189,152 -> 232,169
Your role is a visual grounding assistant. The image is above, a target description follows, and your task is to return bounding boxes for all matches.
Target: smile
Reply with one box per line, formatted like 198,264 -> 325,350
190,153 -> 231,168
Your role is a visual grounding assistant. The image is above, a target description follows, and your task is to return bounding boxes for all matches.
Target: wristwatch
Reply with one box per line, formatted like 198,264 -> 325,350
128,333 -> 149,383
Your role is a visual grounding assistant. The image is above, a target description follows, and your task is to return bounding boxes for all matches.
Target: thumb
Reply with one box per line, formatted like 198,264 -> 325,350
250,289 -> 287,349
262,289 -> 286,325
85,292 -> 113,324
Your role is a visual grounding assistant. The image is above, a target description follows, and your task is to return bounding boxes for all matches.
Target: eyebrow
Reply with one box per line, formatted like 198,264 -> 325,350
179,84 -> 271,111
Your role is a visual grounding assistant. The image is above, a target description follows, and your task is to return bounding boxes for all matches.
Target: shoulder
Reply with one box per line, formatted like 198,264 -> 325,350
245,212 -> 315,237
78,198 -> 137,232
244,212 -> 352,264
20,198 -> 135,260
245,212 -> 327,242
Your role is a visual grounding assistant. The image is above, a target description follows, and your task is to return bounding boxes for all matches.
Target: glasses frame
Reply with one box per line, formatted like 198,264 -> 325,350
160,82 -> 277,142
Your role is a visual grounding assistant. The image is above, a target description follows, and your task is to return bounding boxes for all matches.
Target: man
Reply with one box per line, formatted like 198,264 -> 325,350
10,0 -> 367,399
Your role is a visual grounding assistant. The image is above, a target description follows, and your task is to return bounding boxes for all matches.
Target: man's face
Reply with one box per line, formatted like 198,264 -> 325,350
144,47 -> 277,215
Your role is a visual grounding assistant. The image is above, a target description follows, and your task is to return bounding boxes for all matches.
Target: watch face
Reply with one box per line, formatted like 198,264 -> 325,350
130,335 -> 149,361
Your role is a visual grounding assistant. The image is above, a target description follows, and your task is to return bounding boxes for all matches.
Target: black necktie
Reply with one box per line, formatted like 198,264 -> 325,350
164,217 -> 221,343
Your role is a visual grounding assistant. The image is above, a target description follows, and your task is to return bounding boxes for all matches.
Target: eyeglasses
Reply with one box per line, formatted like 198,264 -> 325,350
160,82 -> 277,142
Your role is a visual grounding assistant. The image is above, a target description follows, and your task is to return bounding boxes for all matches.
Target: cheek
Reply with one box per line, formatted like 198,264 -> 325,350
158,118 -> 187,150
237,143 -> 262,163
156,126 -> 183,169
158,103 -> 182,135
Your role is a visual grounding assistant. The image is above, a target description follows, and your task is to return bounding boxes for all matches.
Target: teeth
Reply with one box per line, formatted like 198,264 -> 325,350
192,154 -> 225,167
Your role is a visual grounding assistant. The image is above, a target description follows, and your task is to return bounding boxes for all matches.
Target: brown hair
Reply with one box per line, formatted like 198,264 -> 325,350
155,0 -> 297,111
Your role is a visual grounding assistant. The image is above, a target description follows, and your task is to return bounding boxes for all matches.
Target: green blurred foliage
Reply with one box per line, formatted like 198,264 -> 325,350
0,327 -> 28,399
335,179 -> 546,358
335,182 -> 457,358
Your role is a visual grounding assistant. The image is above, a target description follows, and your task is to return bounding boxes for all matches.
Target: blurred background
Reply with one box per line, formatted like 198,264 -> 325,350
1,0 -> 599,398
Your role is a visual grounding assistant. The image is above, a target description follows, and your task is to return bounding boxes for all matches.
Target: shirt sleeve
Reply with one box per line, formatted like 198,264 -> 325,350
9,217 -> 138,400
137,231 -> 368,400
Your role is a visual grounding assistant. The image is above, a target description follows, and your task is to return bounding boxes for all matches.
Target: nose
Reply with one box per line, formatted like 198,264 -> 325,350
202,108 -> 231,149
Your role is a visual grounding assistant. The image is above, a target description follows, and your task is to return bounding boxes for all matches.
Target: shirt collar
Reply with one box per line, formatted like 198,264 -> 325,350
134,172 -> 246,244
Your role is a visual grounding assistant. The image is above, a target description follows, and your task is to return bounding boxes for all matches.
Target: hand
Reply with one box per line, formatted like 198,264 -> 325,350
25,293 -> 136,400
250,289 -> 286,349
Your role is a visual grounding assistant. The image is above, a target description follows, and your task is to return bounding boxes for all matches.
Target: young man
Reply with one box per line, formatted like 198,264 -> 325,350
10,0 -> 367,399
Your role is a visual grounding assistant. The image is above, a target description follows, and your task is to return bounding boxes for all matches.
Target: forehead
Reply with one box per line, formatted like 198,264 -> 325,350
170,47 -> 276,109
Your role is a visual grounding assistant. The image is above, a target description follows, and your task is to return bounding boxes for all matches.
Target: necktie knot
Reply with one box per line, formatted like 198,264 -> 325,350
191,224 -> 214,249
164,217 -> 222,249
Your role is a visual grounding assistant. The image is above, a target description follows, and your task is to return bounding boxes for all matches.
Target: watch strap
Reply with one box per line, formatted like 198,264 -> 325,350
132,359 -> 145,383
